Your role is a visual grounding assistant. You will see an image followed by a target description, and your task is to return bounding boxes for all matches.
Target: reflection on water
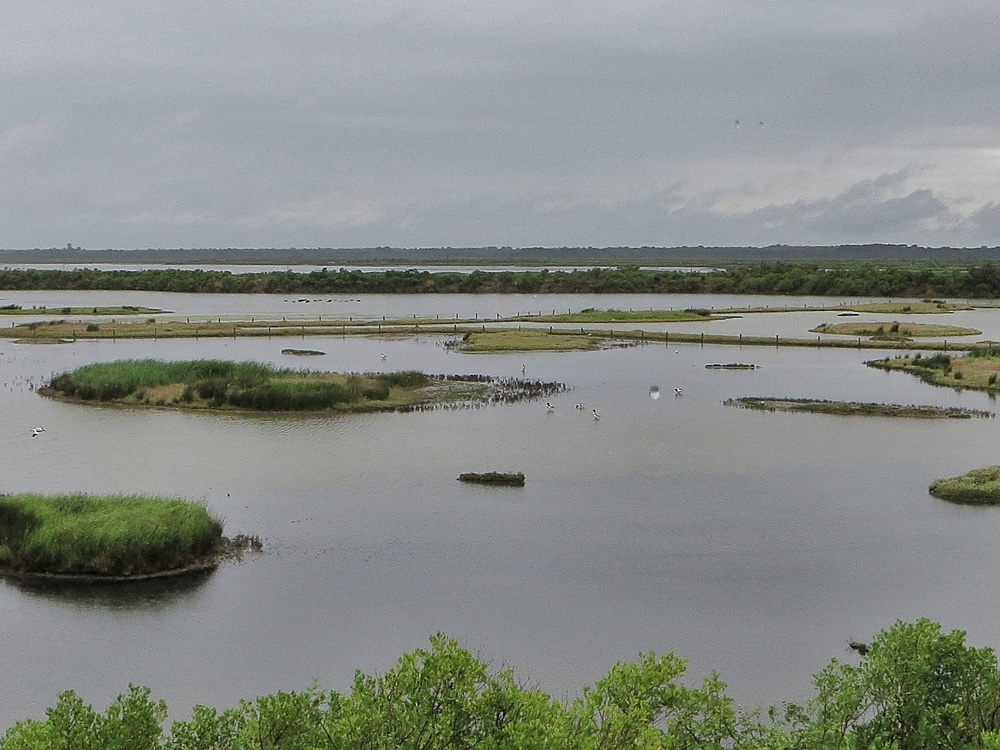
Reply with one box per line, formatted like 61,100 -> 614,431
6,569 -> 215,611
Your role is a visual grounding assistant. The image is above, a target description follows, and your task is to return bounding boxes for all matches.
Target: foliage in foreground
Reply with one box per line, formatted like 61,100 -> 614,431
0,494 -> 223,576
8,620 -> 1000,749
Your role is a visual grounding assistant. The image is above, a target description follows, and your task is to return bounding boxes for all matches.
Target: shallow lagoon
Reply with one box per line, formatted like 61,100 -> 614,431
3,291 -> 1000,728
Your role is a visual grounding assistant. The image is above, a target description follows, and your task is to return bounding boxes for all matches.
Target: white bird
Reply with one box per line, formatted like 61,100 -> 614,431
674,350 -> 679,354
380,353 -> 387,361
592,409 -> 600,421
31,427 -> 43,437
546,402 -> 555,413
675,387 -> 683,395
575,402 -> 585,409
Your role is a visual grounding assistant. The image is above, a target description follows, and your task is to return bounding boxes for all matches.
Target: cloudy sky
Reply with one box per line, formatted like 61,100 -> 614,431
4,1 -> 1000,249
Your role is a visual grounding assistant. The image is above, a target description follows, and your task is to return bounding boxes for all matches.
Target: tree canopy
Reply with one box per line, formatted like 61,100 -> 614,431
6,619 -> 1000,749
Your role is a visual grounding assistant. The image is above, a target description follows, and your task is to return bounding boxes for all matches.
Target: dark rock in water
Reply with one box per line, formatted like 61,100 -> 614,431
458,472 -> 525,487
281,348 -> 325,356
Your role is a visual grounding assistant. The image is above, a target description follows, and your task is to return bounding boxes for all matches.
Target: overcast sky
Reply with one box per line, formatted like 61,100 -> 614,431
4,1 -> 1000,249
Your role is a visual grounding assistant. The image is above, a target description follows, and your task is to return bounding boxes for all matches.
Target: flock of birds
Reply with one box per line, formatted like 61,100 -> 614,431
544,386 -> 683,422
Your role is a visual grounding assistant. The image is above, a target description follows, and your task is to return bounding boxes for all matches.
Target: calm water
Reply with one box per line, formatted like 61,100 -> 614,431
3,290 -> 1000,728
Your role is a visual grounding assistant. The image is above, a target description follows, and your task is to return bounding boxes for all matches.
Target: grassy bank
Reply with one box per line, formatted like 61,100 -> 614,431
0,494 -> 224,577
725,396 -> 992,418
43,359 -> 566,412
867,349 -> 1000,392
930,466 -> 1000,504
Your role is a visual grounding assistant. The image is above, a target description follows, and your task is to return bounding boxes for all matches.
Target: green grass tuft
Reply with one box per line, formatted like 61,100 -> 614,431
0,494 -> 224,576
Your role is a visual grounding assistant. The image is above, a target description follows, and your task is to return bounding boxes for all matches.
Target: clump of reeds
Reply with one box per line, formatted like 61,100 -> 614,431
0,494 -> 224,577
458,472 -> 526,487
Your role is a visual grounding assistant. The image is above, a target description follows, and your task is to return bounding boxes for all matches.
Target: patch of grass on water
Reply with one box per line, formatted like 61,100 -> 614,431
725,396 -> 992,419
459,329 -> 596,352
930,466 -> 1000,504
0,494 -> 223,577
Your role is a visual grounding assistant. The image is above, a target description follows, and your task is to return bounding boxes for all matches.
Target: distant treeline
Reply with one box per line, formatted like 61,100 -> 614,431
5,263 -> 1000,297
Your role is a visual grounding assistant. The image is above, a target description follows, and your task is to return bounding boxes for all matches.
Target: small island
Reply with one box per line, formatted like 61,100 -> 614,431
281,348 -> 326,356
811,321 -> 980,339
867,349 -> 1000,392
705,363 -> 757,370
456,329 -> 596,352
41,359 -> 566,412
724,397 -> 992,419
458,472 -> 525,487
929,466 -> 1000,505
0,493 -> 257,580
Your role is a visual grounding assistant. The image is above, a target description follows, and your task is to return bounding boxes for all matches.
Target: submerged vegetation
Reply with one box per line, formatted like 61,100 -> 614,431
930,466 -> 1000,504
457,472 -> 525,487
868,348 -> 1000,392
9,619 -> 1000,749
42,359 -> 566,412
725,396 -> 993,419
0,494 -> 226,578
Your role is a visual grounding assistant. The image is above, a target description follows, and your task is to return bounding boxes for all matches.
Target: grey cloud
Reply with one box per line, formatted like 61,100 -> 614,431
3,1 -> 1000,248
